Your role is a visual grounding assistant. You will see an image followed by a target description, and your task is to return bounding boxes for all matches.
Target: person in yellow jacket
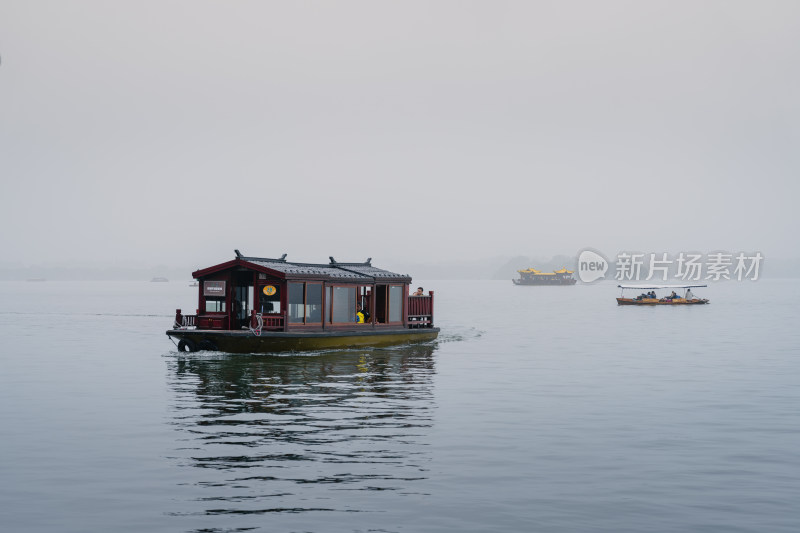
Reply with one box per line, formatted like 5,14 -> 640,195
356,306 -> 371,324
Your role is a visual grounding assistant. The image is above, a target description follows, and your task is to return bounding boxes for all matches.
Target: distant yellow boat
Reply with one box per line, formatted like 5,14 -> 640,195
513,267 -> 577,285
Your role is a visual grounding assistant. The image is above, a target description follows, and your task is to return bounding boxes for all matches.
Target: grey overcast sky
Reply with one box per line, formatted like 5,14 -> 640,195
1,1 -> 798,269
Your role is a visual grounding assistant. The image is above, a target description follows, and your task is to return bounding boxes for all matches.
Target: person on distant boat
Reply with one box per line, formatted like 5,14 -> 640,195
668,290 -> 678,300
685,288 -> 694,300
411,287 -> 424,296
648,291 -> 656,299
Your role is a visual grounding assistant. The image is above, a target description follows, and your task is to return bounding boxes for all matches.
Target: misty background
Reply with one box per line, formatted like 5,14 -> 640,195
1,1 -> 799,281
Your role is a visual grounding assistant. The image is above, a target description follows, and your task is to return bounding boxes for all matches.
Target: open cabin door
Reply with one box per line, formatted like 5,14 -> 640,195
373,284 -> 406,324
232,272 -> 254,329
374,285 -> 387,324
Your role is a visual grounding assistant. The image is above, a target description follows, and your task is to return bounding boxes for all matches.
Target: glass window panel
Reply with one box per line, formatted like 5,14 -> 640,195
389,285 -> 403,322
306,283 -> 322,323
288,282 -> 305,323
332,286 -> 356,323
325,286 -> 332,323
205,299 -> 226,313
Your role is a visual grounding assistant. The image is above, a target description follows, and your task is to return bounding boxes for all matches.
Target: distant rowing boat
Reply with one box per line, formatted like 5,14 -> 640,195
616,284 -> 709,305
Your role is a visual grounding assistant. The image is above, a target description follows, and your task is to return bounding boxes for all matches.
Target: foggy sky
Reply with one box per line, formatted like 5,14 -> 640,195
1,1 -> 799,270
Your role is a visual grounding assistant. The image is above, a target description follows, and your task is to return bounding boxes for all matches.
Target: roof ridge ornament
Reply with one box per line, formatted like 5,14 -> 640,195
331,257 -> 373,266
237,251 -> 288,263
331,257 -> 372,267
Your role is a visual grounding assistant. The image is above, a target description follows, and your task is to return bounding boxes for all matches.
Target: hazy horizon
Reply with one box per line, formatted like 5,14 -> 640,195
2,252 -> 798,282
2,1 -> 799,268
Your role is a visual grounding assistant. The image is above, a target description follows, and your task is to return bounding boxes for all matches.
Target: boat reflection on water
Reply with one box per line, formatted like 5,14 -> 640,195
166,343 -> 437,522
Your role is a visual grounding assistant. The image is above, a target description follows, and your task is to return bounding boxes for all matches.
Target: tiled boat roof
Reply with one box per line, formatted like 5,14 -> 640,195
193,251 -> 411,282
248,260 -> 373,280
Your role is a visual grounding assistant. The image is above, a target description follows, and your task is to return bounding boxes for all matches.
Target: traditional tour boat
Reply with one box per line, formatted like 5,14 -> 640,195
167,251 -> 439,353
616,284 -> 710,305
513,267 -> 577,285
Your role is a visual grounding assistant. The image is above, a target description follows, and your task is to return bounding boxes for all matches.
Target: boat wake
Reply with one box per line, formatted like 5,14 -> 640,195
164,341 -> 440,359
436,326 -> 483,344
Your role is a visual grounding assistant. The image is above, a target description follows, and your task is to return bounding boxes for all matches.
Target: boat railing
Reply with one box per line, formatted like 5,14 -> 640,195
251,310 -> 285,331
408,292 -> 434,328
174,309 -> 197,329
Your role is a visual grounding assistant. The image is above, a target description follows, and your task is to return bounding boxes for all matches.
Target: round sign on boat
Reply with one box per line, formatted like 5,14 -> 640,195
263,285 -> 276,296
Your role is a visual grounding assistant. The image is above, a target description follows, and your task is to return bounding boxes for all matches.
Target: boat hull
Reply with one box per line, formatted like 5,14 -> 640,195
167,327 -> 440,353
616,298 -> 709,306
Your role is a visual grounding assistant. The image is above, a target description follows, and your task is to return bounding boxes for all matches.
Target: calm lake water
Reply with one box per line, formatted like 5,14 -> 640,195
1,279 -> 799,532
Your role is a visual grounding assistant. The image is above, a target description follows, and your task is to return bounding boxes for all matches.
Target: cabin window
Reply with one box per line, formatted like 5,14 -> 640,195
389,285 -> 403,322
288,282 -> 305,323
306,283 -> 322,323
288,282 -> 323,324
331,286 -> 356,323
205,298 -> 226,313
357,286 -> 372,322
325,286 -> 332,323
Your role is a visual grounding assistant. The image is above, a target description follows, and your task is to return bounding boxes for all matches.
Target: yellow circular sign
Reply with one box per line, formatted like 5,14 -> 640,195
262,285 -> 277,296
